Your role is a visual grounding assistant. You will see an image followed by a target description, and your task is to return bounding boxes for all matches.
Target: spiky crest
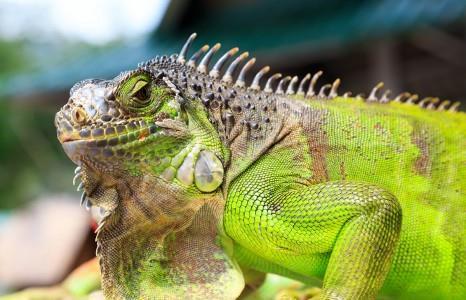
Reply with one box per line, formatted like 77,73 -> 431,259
137,33 -> 461,112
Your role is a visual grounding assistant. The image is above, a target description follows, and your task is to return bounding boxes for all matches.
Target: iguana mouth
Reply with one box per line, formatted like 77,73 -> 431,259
57,120 -> 160,165
57,111 -> 160,142
58,122 -> 159,144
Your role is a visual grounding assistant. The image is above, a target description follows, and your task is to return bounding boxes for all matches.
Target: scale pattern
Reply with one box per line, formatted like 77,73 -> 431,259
53,33 -> 466,299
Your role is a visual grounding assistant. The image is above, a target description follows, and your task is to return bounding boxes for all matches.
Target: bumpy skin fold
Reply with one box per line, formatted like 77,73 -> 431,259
49,35 -> 466,299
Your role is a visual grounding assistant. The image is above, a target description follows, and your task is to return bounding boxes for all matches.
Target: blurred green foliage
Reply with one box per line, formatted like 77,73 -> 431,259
0,101 -> 74,210
0,36 -> 129,210
0,39 -> 30,76
0,39 -> 75,210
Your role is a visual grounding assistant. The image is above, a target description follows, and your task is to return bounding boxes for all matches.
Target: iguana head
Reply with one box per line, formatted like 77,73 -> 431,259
56,71 -> 183,169
55,55 -> 228,213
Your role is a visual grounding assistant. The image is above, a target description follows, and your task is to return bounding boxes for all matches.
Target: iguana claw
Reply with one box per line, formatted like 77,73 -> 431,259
72,172 -> 81,186
85,198 -> 92,211
80,192 -> 87,207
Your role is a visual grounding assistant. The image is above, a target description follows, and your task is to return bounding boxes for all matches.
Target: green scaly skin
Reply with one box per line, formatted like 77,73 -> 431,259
51,34 -> 465,299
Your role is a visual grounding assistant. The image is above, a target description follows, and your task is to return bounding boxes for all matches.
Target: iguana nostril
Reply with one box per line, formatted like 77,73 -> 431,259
71,107 -> 87,124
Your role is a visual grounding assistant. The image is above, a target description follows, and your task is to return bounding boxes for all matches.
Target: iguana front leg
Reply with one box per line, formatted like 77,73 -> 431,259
315,183 -> 402,299
225,181 -> 402,299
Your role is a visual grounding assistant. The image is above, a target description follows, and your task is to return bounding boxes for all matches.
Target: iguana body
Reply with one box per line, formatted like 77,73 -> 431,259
52,34 -> 465,299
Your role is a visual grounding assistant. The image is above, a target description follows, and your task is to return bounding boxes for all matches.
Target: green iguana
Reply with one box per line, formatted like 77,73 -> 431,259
49,33 -> 466,299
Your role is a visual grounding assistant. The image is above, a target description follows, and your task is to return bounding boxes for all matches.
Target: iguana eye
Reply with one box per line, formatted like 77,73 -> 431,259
131,81 -> 151,106
116,73 -> 155,111
133,85 -> 150,103
115,71 -> 173,114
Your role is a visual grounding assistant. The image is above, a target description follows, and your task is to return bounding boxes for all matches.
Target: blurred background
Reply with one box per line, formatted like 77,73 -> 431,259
0,0 -> 465,295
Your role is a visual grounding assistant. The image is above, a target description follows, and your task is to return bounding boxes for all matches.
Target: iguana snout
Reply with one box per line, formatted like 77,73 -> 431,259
55,79 -> 159,164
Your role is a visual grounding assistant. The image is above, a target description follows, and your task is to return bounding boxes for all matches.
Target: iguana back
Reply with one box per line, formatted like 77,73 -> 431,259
268,95 -> 466,297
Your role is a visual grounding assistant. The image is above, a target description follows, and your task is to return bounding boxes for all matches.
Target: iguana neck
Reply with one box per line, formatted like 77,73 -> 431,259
200,87 -> 305,190
95,173 -> 219,298
90,121 -> 231,298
